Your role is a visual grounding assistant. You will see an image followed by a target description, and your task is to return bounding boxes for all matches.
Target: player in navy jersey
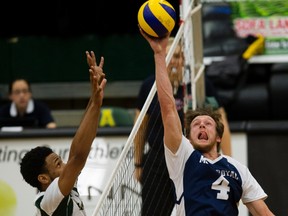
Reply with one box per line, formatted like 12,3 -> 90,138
134,37 -> 232,216
139,29 -> 275,215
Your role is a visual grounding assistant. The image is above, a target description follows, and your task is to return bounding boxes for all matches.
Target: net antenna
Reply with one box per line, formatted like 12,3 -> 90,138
90,0 -> 205,215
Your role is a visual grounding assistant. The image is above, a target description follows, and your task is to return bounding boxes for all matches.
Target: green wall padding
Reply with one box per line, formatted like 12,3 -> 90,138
0,34 -> 154,84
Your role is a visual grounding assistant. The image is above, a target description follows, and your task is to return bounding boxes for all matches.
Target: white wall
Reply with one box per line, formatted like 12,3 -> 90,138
0,133 -> 248,216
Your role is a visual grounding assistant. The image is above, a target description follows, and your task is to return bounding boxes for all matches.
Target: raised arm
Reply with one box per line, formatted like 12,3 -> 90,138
140,29 -> 182,154
58,52 -> 106,195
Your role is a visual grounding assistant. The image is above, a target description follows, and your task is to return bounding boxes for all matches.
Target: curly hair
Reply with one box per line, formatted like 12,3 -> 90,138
20,146 -> 53,191
185,107 -> 224,152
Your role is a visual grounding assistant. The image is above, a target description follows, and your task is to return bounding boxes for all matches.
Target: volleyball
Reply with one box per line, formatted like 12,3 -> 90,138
138,0 -> 176,38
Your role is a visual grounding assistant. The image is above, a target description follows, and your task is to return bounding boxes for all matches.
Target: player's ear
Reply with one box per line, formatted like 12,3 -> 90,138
216,136 -> 221,144
38,174 -> 50,185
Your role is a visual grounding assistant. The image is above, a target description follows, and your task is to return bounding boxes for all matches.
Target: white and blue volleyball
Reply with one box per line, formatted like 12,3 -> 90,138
138,0 -> 176,38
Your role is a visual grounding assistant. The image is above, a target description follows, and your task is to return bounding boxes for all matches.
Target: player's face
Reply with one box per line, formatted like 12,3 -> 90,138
9,80 -> 32,111
44,153 -> 66,182
189,115 -> 221,152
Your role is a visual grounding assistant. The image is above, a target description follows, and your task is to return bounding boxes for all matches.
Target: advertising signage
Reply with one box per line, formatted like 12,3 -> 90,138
203,0 -> 288,55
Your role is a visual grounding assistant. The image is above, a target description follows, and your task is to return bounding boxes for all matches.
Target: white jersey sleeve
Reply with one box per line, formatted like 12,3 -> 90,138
34,177 -> 86,216
225,156 -> 268,204
37,177 -> 64,215
164,135 -> 193,197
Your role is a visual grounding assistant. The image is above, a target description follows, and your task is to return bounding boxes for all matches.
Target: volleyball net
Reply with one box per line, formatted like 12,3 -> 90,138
91,0 -> 205,215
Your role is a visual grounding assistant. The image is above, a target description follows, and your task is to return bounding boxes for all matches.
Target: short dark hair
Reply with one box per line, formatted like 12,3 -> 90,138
20,146 -> 53,190
8,78 -> 31,94
185,107 -> 224,152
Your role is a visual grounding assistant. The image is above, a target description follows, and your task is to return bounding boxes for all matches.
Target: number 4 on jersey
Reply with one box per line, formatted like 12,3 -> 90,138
211,176 -> 230,200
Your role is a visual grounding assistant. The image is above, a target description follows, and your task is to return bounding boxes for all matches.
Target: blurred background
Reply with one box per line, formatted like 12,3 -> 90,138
0,1 -> 288,215
1,0 -> 288,122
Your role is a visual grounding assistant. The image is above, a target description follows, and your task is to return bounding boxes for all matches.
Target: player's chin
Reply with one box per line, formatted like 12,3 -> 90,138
193,142 -> 213,151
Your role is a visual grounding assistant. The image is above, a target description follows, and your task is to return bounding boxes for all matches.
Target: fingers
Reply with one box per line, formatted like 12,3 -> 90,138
86,51 -> 105,88
99,56 -> 104,69
86,51 -> 97,67
89,68 -> 100,92
89,67 -> 106,97
86,51 -> 93,67
139,26 -> 150,41
86,51 -> 91,64
89,65 -> 105,85
90,65 -> 105,78
86,51 -> 104,69
90,51 -> 96,60
99,78 -> 107,90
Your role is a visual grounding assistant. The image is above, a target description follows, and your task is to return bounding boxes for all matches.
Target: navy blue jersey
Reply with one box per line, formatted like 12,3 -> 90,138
165,135 -> 267,216
183,151 -> 242,215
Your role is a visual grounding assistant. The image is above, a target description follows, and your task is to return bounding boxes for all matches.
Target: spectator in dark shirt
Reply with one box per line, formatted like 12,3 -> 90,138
0,78 -> 56,128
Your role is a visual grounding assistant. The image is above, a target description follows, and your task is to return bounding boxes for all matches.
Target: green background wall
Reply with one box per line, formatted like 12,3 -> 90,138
0,34 -> 154,84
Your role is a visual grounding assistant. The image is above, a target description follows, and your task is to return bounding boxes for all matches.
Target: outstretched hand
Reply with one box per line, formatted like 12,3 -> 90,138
86,51 -> 107,105
139,26 -> 170,55
86,51 -> 106,84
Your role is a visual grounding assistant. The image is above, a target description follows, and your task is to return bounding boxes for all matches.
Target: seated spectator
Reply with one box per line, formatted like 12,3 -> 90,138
0,78 -> 56,128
